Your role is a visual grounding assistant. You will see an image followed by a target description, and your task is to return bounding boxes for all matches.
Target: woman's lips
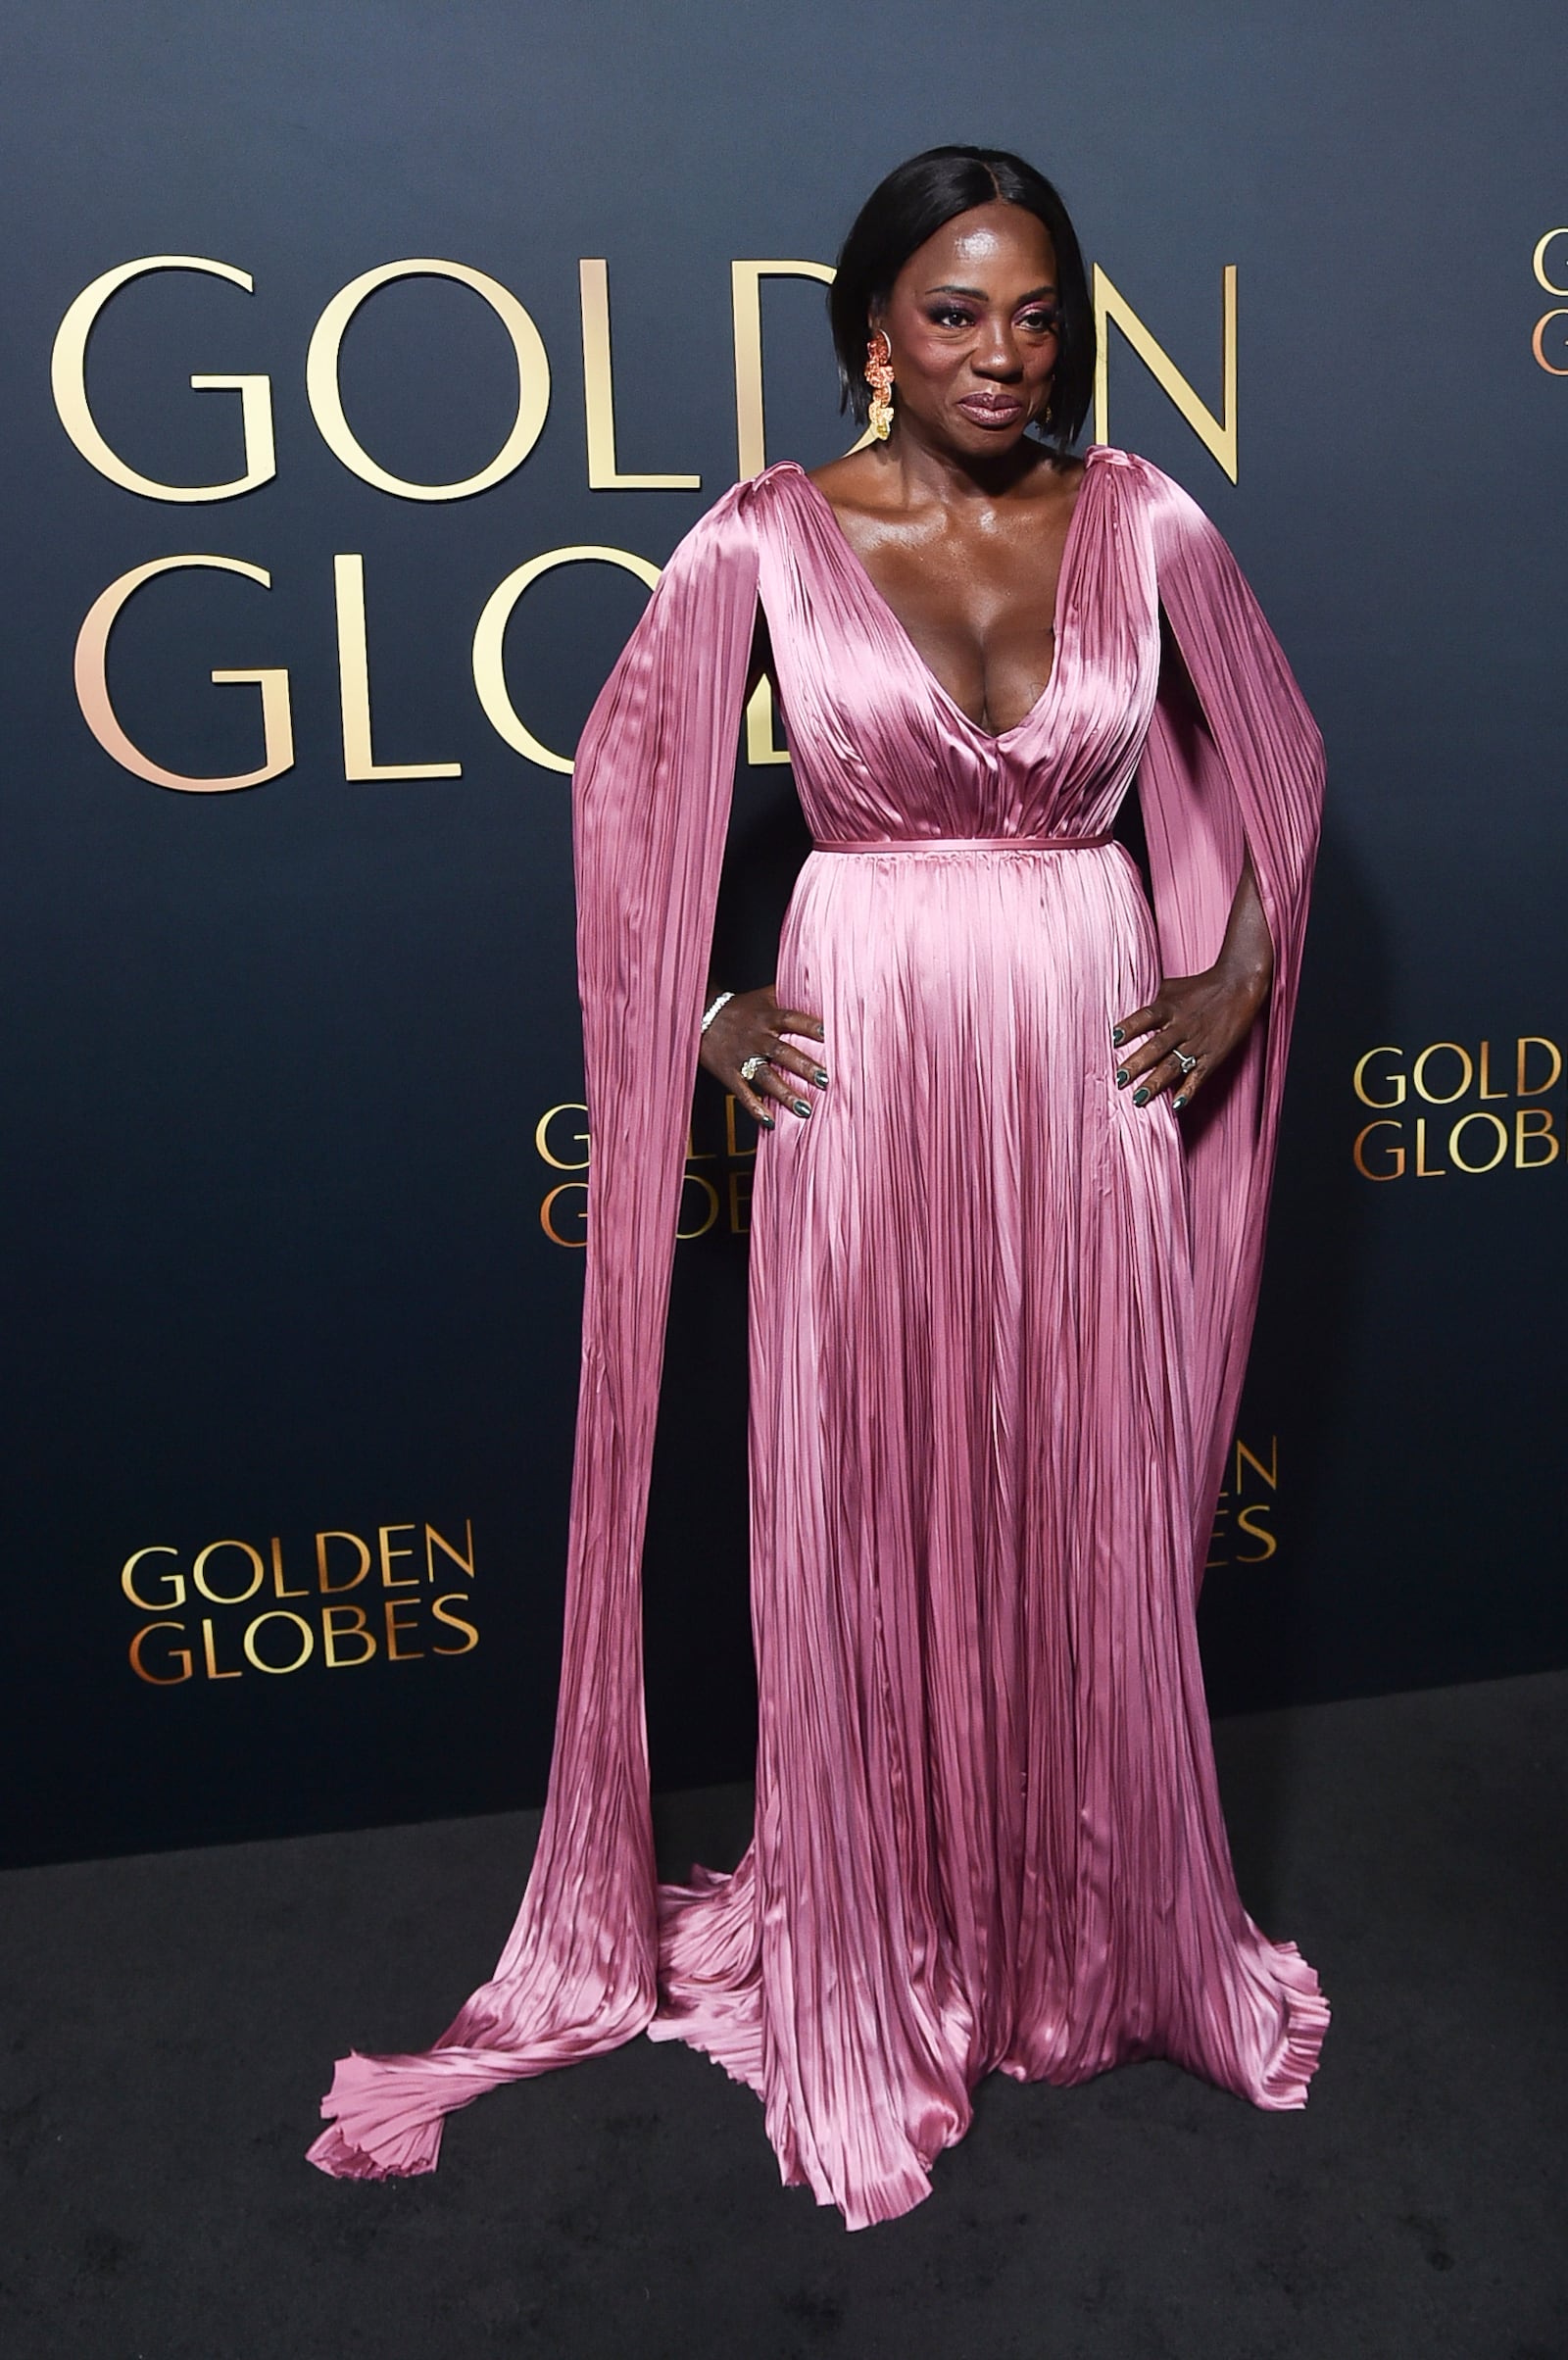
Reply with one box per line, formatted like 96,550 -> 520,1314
956,392 -> 1025,428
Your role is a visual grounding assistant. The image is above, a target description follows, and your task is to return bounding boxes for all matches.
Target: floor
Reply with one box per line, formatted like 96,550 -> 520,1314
2,1670 -> 1564,2359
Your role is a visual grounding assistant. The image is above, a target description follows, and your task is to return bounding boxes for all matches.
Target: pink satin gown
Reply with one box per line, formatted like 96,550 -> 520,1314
310,446 -> 1329,2229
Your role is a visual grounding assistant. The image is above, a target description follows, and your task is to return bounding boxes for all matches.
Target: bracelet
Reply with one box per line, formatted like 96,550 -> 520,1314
700,990 -> 735,1034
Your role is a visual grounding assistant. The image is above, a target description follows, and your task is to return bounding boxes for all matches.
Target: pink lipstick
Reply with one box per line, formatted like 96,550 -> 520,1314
956,391 -> 1025,428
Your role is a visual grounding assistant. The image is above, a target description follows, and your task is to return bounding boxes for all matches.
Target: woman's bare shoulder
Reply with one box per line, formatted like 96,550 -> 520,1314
807,447 -> 890,519
808,443 -> 1088,521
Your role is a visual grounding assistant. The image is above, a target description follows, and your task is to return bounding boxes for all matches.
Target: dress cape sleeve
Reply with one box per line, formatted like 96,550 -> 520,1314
1129,459 -> 1325,1569
308,481 -> 761,2178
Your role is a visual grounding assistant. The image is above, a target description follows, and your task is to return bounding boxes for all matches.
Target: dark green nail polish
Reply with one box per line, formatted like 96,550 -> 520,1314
1111,1027 -> 1126,1047
793,1098 -> 811,1118
758,1111 -> 774,1130
812,1066 -> 830,1087
1133,1087 -> 1150,1106
1173,1094 -> 1188,1111
1116,1069 -> 1129,1088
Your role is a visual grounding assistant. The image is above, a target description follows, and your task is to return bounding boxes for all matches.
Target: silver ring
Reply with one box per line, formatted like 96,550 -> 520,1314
1174,1049 -> 1198,1075
739,1054 -> 769,1083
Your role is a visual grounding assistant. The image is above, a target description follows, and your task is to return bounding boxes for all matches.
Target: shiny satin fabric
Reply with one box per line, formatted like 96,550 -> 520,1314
310,447 -> 1328,2228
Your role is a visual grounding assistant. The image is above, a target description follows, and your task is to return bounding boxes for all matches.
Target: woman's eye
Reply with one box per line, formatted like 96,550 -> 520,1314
928,306 -> 974,329
1021,311 -> 1061,335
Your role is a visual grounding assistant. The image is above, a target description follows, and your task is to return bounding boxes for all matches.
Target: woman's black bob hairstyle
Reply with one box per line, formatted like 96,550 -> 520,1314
829,145 -> 1095,453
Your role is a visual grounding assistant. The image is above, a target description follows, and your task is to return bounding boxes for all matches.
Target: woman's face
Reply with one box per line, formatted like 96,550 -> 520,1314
874,200 -> 1060,456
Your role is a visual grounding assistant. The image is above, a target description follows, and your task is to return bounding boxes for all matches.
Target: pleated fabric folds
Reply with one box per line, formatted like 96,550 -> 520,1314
310,448 -> 1328,2225
307,480 -> 760,2178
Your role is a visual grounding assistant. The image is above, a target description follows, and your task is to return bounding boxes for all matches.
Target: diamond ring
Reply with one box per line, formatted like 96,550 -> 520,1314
740,1055 -> 769,1083
1174,1049 -> 1198,1075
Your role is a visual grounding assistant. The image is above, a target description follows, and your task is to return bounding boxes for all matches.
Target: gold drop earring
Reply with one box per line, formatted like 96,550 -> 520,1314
864,330 -> 895,440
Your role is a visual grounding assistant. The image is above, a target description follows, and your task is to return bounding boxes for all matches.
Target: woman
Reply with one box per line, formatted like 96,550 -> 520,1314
311,146 -> 1327,2230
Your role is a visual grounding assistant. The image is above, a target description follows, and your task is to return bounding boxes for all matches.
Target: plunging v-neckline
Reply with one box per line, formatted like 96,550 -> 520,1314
788,450 -> 1102,747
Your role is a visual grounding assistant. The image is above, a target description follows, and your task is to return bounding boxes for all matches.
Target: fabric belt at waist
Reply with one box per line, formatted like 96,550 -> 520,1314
811,832 -> 1115,855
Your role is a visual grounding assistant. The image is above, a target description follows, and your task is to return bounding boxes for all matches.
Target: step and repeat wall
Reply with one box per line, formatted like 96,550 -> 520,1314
3,0 -> 1564,1864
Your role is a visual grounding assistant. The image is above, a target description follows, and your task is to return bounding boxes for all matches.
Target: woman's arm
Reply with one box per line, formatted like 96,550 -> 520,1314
1112,854 -> 1273,1110
1110,597 -> 1277,1111
697,603 -> 828,1128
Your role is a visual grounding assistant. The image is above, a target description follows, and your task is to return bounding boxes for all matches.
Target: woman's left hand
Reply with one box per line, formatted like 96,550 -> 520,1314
1115,852 -> 1275,1111
1113,959 -> 1270,1111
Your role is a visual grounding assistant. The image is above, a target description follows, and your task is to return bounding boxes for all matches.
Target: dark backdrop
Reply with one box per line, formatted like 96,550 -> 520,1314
3,0 -> 1564,1866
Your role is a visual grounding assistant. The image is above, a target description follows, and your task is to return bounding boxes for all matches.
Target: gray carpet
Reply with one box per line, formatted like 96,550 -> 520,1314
2,1670 -> 1565,2360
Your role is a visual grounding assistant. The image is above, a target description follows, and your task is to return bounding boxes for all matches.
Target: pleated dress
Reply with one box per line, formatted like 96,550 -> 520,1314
311,445 -> 1328,2229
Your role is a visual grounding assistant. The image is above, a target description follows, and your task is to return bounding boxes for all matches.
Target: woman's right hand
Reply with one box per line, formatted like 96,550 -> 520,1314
699,985 -> 828,1130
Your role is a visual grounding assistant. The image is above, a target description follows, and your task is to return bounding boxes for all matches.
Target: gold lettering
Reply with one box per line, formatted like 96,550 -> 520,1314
306,260 -> 549,500
425,1520 -> 475,1582
1517,1037 -> 1563,1096
202,1616 -> 242,1680
243,1610 -> 315,1674
51,257 -> 274,500
1093,263 -> 1238,482
1447,1111 -> 1507,1173
678,1170 -> 719,1239
431,1595 -> 480,1654
746,676 -> 791,766
731,260 -> 846,478
578,259 -> 699,490
1477,1039 -> 1507,1101
1352,1118 -> 1405,1179
1532,309 -> 1568,373
129,1622 -> 193,1684
1515,1106 -> 1560,1169
728,1166 -> 753,1235
1236,1502 -> 1277,1561
74,556 -> 293,792
122,1546 -> 184,1612
1411,1042 -> 1473,1105
535,1103 -> 590,1170
383,1598 -> 423,1660
316,1531 -> 371,1594
1234,1435 -> 1278,1492
333,554 -> 461,779
270,1535 -> 307,1598
191,1538 -> 265,1604
1205,1503 -> 1230,1570
1352,1046 -> 1405,1108
378,1522 -> 418,1589
1414,1117 -> 1446,1177
540,1180 -> 588,1246
1534,229 -> 1568,295
321,1603 -> 377,1668
472,545 -> 660,771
